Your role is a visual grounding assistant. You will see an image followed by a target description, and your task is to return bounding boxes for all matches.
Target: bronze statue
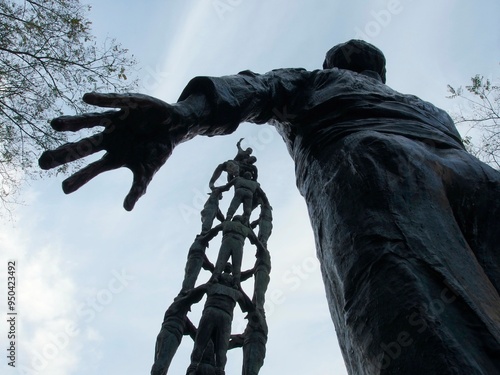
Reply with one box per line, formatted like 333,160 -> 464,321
152,147 -> 271,374
221,172 -> 260,222
151,288 -> 205,375
187,265 -> 253,375
200,187 -> 226,234
250,201 -> 272,247
250,242 -> 271,311
202,215 -> 264,288
39,40 -> 500,374
229,309 -> 268,375
180,235 -> 212,293
208,138 -> 257,189
234,138 -> 253,164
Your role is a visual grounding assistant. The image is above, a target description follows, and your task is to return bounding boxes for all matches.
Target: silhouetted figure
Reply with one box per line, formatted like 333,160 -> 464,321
187,265 -> 253,375
200,187 -> 226,234
151,288 -> 205,375
202,215 -> 264,288
222,172 -> 260,222
40,40 -> 500,374
180,235 -> 213,293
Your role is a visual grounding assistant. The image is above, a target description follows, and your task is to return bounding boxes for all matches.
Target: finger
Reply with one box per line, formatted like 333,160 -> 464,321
83,92 -> 168,109
51,111 -> 119,132
38,134 -> 105,170
62,156 -> 122,194
122,144 -> 172,211
62,156 -> 123,194
123,164 -> 154,211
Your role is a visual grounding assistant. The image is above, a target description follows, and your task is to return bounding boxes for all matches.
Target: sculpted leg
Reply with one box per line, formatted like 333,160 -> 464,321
181,238 -> 207,292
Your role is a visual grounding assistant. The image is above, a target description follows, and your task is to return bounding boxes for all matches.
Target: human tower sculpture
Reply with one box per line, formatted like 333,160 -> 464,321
151,140 -> 272,375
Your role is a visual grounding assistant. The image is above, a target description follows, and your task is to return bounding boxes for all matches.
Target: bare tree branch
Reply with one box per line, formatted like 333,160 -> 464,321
0,0 -> 137,211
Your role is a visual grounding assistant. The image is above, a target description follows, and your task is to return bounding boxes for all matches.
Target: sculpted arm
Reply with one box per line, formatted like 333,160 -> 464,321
199,224 -> 223,243
246,228 -> 267,253
209,163 -> 227,190
39,69 -> 311,209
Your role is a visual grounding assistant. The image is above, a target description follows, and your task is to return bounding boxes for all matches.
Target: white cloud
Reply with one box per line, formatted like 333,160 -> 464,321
0,223 -> 81,375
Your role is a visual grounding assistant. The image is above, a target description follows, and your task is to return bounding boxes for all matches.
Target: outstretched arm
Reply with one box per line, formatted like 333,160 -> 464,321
247,228 -> 267,253
201,253 -> 215,272
38,92 -> 218,210
256,187 -> 270,206
240,267 -> 256,282
39,69 -> 311,209
199,223 -> 223,243
208,163 -> 226,189
237,288 -> 255,313
215,177 -> 236,192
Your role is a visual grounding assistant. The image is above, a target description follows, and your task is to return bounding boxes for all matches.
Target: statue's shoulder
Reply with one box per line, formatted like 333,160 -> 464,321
238,67 -> 310,77
399,93 -> 455,126
237,69 -> 260,77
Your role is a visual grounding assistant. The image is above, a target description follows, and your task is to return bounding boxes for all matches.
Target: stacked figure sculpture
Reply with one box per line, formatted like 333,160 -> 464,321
151,139 -> 272,375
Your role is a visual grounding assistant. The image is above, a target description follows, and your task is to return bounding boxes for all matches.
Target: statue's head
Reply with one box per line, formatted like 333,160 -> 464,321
243,171 -> 253,180
226,161 -> 239,177
323,39 -> 386,83
233,215 -> 245,223
223,262 -> 233,274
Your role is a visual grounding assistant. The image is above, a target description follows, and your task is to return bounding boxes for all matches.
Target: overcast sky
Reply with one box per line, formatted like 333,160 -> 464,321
1,1 -> 500,374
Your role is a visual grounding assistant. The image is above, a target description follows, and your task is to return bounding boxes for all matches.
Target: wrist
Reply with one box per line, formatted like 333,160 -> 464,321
174,94 -> 210,129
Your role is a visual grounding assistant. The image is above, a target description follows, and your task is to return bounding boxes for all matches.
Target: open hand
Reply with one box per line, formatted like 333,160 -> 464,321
39,92 -> 182,210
